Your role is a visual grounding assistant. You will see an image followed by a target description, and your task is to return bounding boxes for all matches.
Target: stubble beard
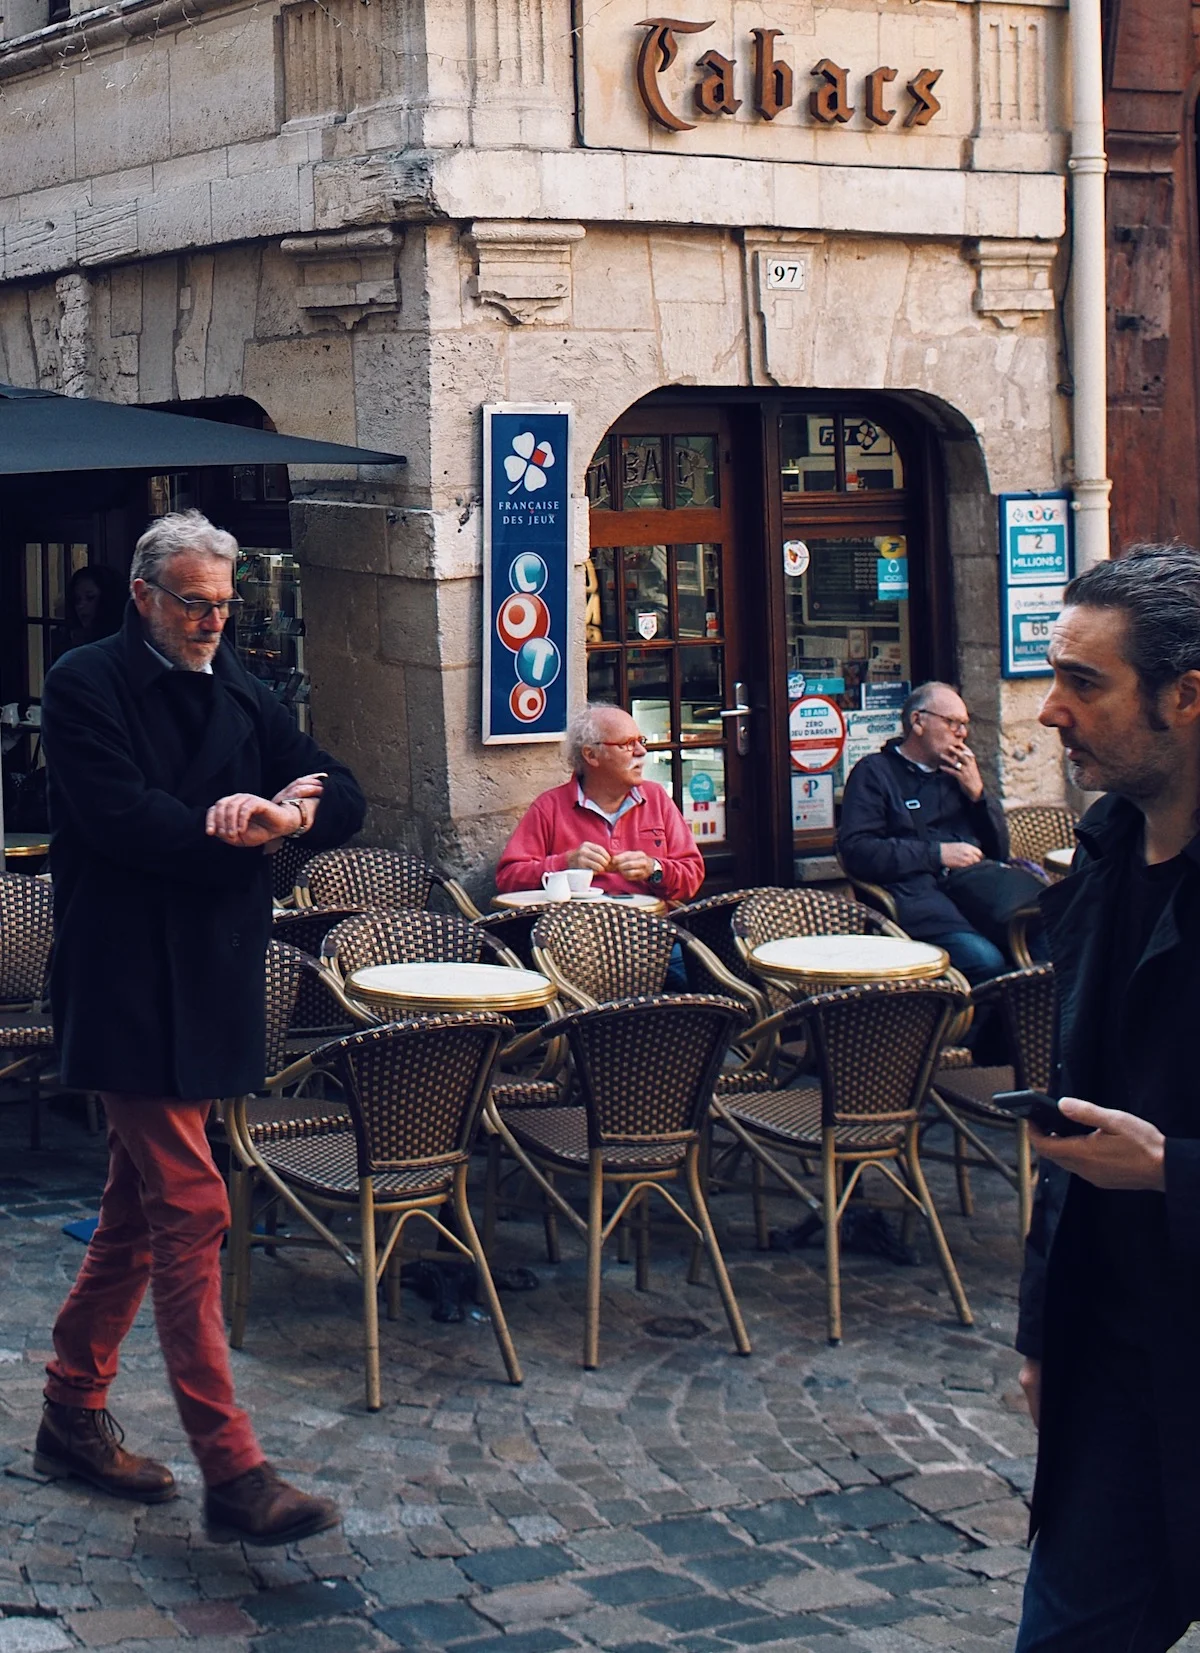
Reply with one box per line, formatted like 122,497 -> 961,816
144,609 -> 219,672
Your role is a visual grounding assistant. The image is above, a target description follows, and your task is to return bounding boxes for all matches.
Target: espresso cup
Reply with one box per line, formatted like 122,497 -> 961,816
566,869 -> 593,895
541,870 -> 572,900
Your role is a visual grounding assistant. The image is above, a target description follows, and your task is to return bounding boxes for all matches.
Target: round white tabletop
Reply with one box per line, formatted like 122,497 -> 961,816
492,889 -> 666,915
1044,846 -> 1074,873
4,832 -> 50,860
346,961 -> 557,1015
749,934 -> 949,985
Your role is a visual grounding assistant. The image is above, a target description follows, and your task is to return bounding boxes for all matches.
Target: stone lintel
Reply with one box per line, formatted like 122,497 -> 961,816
467,219 -> 585,325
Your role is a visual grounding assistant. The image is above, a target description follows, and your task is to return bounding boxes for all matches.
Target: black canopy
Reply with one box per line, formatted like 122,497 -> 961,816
0,383 -> 404,474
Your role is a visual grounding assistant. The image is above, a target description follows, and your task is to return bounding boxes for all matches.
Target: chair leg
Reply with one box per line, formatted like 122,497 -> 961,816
385,1244 -> 401,1322
454,1166 -> 523,1385
29,1070 -> 42,1151
617,1216 -> 631,1265
1016,1119 -> 1033,1239
822,1135 -> 842,1346
685,1145 -> 751,1356
584,1154 -> 604,1370
228,1163 -> 253,1350
751,1155 -> 770,1250
954,1129 -> 975,1217
360,1180 -> 382,1411
543,1171 -> 561,1264
904,1126 -> 973,1327
635,1192 -> 650,1292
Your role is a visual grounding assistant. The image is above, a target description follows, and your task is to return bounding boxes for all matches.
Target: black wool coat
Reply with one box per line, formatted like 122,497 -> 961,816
41,604 -> 366,1099
1017,792 -> 1200,1615
837,741 -> 1009,935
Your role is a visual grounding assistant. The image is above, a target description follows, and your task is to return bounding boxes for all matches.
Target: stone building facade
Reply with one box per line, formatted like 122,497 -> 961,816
0,0 -> 1074,891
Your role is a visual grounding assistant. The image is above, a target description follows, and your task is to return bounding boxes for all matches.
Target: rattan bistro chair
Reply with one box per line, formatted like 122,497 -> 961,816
226,1014 -> 523,1409
0,871 -> 57,1148
295,846 -> 482,920
1005,806 -> 1078,882
485,994 -> 752,1369
714,980 -> 973,1345
928,964 -> 1056,1236
672,890 -> 769,1010
269,835 -> 320,909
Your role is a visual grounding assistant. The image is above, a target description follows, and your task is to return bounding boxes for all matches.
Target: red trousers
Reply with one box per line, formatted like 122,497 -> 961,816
45,1096 -> 263,1487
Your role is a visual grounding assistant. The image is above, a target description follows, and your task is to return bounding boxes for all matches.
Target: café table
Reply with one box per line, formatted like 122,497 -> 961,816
345,960 -> 557,1018
748,934 -> 950,999
4,832 -> 50,866
1044,846 -> 1074,877
491,889 -> 667,917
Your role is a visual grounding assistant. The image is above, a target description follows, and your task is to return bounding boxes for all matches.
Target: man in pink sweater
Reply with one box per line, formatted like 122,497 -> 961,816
495,704 -> 705,905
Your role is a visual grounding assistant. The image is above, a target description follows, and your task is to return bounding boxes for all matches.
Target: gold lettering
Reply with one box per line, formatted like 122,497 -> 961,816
694,49 -> 741,116
905,66 -> 942,126
809,58 -> 854,124
634,17 -> 714,132
752,28 -> 793,121
864,65 -> 897,126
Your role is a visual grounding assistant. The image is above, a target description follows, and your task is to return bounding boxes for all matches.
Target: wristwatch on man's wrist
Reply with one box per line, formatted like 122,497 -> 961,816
285,799 -> 308,838
648,859 -> 664,885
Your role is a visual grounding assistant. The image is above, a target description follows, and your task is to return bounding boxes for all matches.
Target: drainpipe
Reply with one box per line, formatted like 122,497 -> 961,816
1068,0 -> 1112,569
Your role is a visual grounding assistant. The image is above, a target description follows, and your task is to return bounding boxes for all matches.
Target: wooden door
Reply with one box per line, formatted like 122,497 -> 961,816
583,408 -> 756,888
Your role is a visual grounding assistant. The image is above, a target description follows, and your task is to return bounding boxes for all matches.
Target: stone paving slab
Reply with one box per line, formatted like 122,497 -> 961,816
3,1091 -> 1200,1652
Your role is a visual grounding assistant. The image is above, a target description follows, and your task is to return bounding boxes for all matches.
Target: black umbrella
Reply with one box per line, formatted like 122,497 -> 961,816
0,382 -> 404,473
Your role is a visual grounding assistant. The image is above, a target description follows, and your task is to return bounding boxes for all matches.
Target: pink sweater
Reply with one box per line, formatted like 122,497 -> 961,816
495,779 -> 705,904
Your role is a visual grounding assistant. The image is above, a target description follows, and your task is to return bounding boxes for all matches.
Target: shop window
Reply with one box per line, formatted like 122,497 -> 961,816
234,550 -> 310,732
586,433 -> 720,511
781,412 -> 903,494
23,540 -> 90,698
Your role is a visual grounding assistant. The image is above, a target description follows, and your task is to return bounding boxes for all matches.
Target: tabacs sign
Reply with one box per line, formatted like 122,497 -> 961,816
998,492 -> 1072,679
483,405 -> 572,743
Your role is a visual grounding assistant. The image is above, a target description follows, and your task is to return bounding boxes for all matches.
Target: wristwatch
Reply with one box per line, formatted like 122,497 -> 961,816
648,859 -> 664,885
285,799 -> 308,838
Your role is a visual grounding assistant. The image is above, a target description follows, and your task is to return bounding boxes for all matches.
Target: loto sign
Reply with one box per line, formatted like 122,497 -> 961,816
634,18 -> 942,133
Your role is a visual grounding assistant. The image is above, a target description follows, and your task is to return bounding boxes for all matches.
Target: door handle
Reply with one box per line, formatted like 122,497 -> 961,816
721,684 -> 752,757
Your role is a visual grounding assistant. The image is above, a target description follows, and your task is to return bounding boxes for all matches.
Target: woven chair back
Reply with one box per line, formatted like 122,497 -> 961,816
1005,806 -> 1077,865
562,994 -> 746,1145
531,902 -> 677,1006
299,847 -> 439,911
798,981 -> 962,1127
323,908 -> 501,981
973,964 -> 1056,1092
270,836 -> 319,904
317,1013 -> 510,1173
734,886 -> 888,951
263,941 -> 308,1077
0,871 -> 53,1003
272,907 -> 368,959
672,890 -> 762,988
474,909 -> 537,968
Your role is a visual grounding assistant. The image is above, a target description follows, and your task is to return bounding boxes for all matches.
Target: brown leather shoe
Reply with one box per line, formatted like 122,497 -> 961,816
204,1462 -> 340,1547
34,1402 -> 177,1503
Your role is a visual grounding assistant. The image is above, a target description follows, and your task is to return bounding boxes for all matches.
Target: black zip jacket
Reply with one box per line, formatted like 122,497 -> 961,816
837,740 -> 1009,936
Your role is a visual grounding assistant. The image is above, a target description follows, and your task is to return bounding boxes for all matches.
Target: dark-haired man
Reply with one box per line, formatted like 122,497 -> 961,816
837,681 -> 1013,983
1015,545 -> 1200,1649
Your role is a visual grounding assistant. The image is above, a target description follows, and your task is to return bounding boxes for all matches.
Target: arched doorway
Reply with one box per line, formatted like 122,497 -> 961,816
583,391 -> 955,887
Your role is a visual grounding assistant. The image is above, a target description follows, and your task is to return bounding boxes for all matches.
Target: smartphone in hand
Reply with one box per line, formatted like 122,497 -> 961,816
992,1089 -> 1094,1138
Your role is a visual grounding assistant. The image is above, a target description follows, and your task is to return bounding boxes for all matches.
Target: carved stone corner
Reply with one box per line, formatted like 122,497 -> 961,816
467,220 -> 586,325
279,227 -> 404,330
967,238 -> 1057,329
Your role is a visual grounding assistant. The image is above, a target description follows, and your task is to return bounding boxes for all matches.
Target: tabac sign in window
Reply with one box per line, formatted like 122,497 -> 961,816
998,492 -> 1073,679
482,404 -> 572,744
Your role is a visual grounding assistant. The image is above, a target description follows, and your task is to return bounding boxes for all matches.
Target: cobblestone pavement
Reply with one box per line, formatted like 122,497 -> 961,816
0,1092 -> 1194,1653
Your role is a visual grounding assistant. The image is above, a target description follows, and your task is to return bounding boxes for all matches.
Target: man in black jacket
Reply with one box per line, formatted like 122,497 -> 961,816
1015,546 -> 1200,1649
837,681 -> 1012,983
35,510 -> 366,1546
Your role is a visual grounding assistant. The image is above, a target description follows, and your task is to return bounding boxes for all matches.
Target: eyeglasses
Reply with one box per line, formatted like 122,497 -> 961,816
596,735 -> 648,754
146,580 -> 245,621
915,709 -> 970,737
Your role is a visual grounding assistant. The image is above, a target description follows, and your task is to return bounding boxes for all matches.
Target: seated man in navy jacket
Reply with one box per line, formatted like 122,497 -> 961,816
837,681 -> 1011,984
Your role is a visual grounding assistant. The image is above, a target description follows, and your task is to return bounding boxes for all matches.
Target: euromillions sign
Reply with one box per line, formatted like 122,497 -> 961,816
482,403 -> 572,743
998,491 -> 1072,679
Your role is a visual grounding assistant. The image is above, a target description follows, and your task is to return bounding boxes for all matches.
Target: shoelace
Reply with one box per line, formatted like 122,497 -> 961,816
82,1409 -> 126,1448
